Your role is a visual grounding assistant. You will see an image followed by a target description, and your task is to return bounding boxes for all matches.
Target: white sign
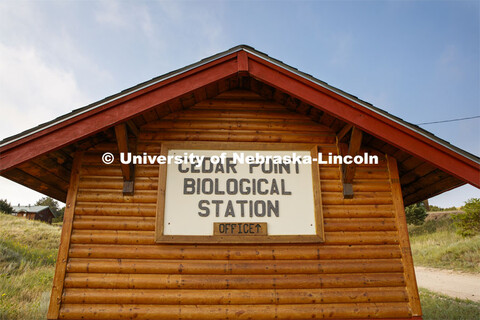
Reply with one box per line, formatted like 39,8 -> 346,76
163,149 -> 318,237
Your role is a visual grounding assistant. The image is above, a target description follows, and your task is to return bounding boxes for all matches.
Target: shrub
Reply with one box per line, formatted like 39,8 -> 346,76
0,199 -> 13,214
452,198 -> 480,237
53,207 -> 65,223
405,202 -> 427,225
428,205 -> 457,212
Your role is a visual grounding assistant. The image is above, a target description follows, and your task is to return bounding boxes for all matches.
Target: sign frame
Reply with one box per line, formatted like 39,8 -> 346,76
155,141 -> 324,243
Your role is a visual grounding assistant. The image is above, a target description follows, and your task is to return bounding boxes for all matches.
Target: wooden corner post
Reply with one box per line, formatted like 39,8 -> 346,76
387,155 -> 423,318
47,150 -> 83,320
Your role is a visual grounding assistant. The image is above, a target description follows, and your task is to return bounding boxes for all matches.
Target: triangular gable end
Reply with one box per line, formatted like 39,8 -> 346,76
0,45 -> 478,206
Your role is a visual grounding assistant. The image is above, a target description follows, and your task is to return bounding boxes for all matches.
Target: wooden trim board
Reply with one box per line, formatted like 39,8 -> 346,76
47,151 -> 83,319
387,155 -> 422,317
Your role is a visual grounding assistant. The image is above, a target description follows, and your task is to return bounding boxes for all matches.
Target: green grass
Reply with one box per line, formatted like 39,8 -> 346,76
409,217 -> 480,273
0,214 -> 61,320
1,212 -> 479,319
419,288 -> 480,320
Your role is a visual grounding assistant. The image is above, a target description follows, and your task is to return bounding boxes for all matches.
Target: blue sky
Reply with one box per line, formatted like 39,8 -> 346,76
0,0 -> 478,207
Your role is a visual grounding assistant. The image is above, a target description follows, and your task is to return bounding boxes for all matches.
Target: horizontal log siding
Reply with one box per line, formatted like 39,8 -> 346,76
58,91 -> 414,319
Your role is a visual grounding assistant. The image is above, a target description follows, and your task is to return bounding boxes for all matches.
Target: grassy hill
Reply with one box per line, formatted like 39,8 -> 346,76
409,213 -> 480,319
409,215 -> 480,273
0,213 -> 60,319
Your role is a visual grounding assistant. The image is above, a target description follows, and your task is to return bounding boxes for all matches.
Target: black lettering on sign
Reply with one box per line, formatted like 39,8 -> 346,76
212,200 -> 223,217
178,163 -> 189,173
226,157 -> 237,173
213,222 -> 268,236
184,178 -> 195,194
198,200 -> 210,217
196,200 -> 279,218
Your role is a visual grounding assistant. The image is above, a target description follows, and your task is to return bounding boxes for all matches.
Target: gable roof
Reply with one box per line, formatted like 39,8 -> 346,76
12,205 -> 53,215
0,45 -> 478,203
0,45 -> 477,164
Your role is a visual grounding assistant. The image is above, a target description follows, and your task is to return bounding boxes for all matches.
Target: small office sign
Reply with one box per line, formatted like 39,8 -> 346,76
156,142 -> 324,243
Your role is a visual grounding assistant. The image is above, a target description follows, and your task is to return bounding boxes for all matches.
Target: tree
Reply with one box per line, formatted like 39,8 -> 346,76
405,202 -> 427,225
428,205 -> 458,212
0,199 -> 13,214
52,207 -> 65,223
428,205 -> 443,212
452,198 -> 480,237
35,197 -> 62,217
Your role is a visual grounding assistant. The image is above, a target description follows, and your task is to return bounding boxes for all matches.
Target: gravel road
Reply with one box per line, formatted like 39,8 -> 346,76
414,266 -> 480,302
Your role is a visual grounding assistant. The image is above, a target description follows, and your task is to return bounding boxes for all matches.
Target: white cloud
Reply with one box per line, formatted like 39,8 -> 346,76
0,42 -> 88,140
94,0 -> 164,53
94,0 -> 156,37
94,1 -> 225,63
0,1 -> 41,45
0,2 -> 95,206
0,1 -> 113,100
0,177 -> 51,207
95,0 -> 129,28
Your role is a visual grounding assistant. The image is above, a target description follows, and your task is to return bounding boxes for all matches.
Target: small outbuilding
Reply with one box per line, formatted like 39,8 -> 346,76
11,205 -> 55,224
0,45 -> 478,320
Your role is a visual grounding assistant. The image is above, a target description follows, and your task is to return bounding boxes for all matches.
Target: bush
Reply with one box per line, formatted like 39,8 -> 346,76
408,216 -> 480,272
0,199 -> 13,214
52,209 -> 64,224
408,217 -> 454,237
405,202 -> 427,225
452,198 -> 480,237
428,205 -> 457,212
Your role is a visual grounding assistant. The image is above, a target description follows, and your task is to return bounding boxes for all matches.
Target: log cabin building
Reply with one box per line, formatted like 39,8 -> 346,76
11,205 -> 55,224
0,45 -> 479,320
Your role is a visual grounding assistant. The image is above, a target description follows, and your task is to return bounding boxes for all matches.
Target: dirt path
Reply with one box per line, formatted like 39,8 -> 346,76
414,266 -> 480,301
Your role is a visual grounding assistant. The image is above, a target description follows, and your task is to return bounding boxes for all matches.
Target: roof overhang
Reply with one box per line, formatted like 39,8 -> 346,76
0,45 -> 478,196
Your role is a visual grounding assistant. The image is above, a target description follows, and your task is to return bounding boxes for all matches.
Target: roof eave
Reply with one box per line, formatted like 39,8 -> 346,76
1,44 -> 478,167
0,45 -> 478,190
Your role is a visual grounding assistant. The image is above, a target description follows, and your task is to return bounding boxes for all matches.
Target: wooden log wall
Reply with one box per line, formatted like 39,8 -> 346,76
49,90 -> 421,319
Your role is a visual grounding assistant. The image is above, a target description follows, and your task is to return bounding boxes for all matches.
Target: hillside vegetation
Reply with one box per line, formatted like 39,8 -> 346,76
0,214 -> 60,319
409,215 -> 480,273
